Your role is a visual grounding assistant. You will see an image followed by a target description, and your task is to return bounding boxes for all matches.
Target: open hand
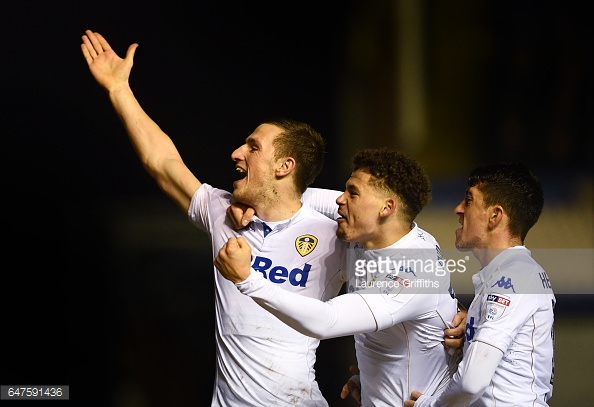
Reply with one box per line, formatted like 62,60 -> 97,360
81,30 -> 138,93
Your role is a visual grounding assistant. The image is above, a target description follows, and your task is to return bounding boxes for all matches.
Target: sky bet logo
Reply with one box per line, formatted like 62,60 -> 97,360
487,294 -> 511,307
252,256 -> 311,287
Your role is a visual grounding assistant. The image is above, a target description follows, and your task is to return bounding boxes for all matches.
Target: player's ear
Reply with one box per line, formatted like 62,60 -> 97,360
276,157 -> 296,177
379,197 -> 397,218
488,205 -> 504,230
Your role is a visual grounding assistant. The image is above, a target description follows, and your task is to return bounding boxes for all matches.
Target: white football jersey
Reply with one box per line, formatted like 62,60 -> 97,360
464,246 -> 555,406
188,184 -> 347,407
348,226 -> 459,406
303,188 -> 459,406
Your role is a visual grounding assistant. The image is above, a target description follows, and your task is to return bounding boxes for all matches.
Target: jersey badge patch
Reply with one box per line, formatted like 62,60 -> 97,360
485,293 -> 511,321
296,235 -> 318,257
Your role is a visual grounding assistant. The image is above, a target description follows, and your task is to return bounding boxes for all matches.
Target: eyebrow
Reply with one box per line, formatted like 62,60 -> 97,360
245,136 -> 259,147
345,183 -> 360,193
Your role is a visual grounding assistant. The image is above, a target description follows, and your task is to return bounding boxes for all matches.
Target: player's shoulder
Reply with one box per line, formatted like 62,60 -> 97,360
488,248 -> 552,294
297,204 -> 340,225
409,224 -> 441,249
195,183 -> 232,203
188,183 -> 233,220
497,248 -> 544,277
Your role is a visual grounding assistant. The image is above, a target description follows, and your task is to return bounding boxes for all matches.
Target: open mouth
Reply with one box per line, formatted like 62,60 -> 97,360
235,167 -> 247,180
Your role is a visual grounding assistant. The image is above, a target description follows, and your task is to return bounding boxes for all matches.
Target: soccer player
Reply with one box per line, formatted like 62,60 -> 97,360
215,147 -> 463,406
404,162 -> 555,407
81,30 -> 348,406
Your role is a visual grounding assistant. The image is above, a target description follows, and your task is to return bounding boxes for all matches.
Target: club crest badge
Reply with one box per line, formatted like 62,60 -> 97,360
296,235 -> 318,257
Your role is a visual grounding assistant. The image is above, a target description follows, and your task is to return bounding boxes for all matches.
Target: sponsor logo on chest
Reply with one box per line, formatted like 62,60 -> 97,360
251,255 -> 312,287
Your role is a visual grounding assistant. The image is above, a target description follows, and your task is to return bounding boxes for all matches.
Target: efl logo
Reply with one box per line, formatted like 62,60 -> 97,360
485,293 -> 511,321
296,235 -> 318,257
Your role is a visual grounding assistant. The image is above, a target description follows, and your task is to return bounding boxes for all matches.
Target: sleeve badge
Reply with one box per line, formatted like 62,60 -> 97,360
485,293 -> 511,321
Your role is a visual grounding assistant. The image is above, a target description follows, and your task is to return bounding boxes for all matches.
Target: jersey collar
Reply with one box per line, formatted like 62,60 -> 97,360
248,205 -> 311,237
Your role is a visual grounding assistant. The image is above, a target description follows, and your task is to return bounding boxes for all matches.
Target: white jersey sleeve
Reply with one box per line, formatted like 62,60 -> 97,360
413,341 -> 504,407
187,183 -> 232,234
236,268 -> 444,340
472,258 -> 553,353
301,187 -> 342,220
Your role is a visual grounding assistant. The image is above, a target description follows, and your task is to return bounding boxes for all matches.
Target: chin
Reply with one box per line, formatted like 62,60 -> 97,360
455,244 -> 473,252
233,191 -> 256,208
336,228 -> 349,242
232,187 -> 246,199
455,237 -> 479,252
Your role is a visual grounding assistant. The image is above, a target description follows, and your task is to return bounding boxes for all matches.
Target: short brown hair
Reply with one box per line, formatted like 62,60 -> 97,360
262,118 -> 326,193
468,162 -> 544,242
352,147 -> 431,223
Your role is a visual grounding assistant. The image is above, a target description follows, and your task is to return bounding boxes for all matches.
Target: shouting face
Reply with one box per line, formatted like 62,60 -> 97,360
454,186 -> 490,251
335,170 -> 390,248
231,123 -> 283,208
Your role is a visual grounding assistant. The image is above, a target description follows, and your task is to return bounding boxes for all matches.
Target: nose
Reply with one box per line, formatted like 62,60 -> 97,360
231,144 -> 246,162
454,199 -> 465,216
336,191 -> 347,205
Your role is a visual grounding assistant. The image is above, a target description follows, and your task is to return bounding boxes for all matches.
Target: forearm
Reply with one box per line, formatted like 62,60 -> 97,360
108,84 -> 182,174
108,85 -> 200,209
237,272 -> 379,339
415,341 -> 503,407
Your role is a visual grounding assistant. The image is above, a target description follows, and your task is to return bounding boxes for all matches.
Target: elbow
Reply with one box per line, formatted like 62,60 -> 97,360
307,331 -> 331,340
143,156 -> 162,178
287,323 -> 330,340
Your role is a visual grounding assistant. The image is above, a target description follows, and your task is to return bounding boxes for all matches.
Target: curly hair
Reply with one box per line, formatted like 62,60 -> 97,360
352,147 -> 431,223
468,162 -> 544,242
261,118 -> 326,194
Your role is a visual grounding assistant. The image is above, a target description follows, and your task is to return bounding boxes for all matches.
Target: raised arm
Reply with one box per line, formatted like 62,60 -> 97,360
81,30 -> 201,211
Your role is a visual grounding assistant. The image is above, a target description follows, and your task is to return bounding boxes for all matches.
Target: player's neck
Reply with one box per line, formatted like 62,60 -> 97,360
473,234 -> 523,268
362,221 -> 412,250
255,196 -> 303,222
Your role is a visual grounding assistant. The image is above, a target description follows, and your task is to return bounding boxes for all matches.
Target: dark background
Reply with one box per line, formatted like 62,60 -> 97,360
1,1 -> 591,406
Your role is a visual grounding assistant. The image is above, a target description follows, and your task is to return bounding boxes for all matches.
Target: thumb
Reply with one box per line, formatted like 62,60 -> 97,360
125,43 -> 139,62
242,207 -> 256,226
